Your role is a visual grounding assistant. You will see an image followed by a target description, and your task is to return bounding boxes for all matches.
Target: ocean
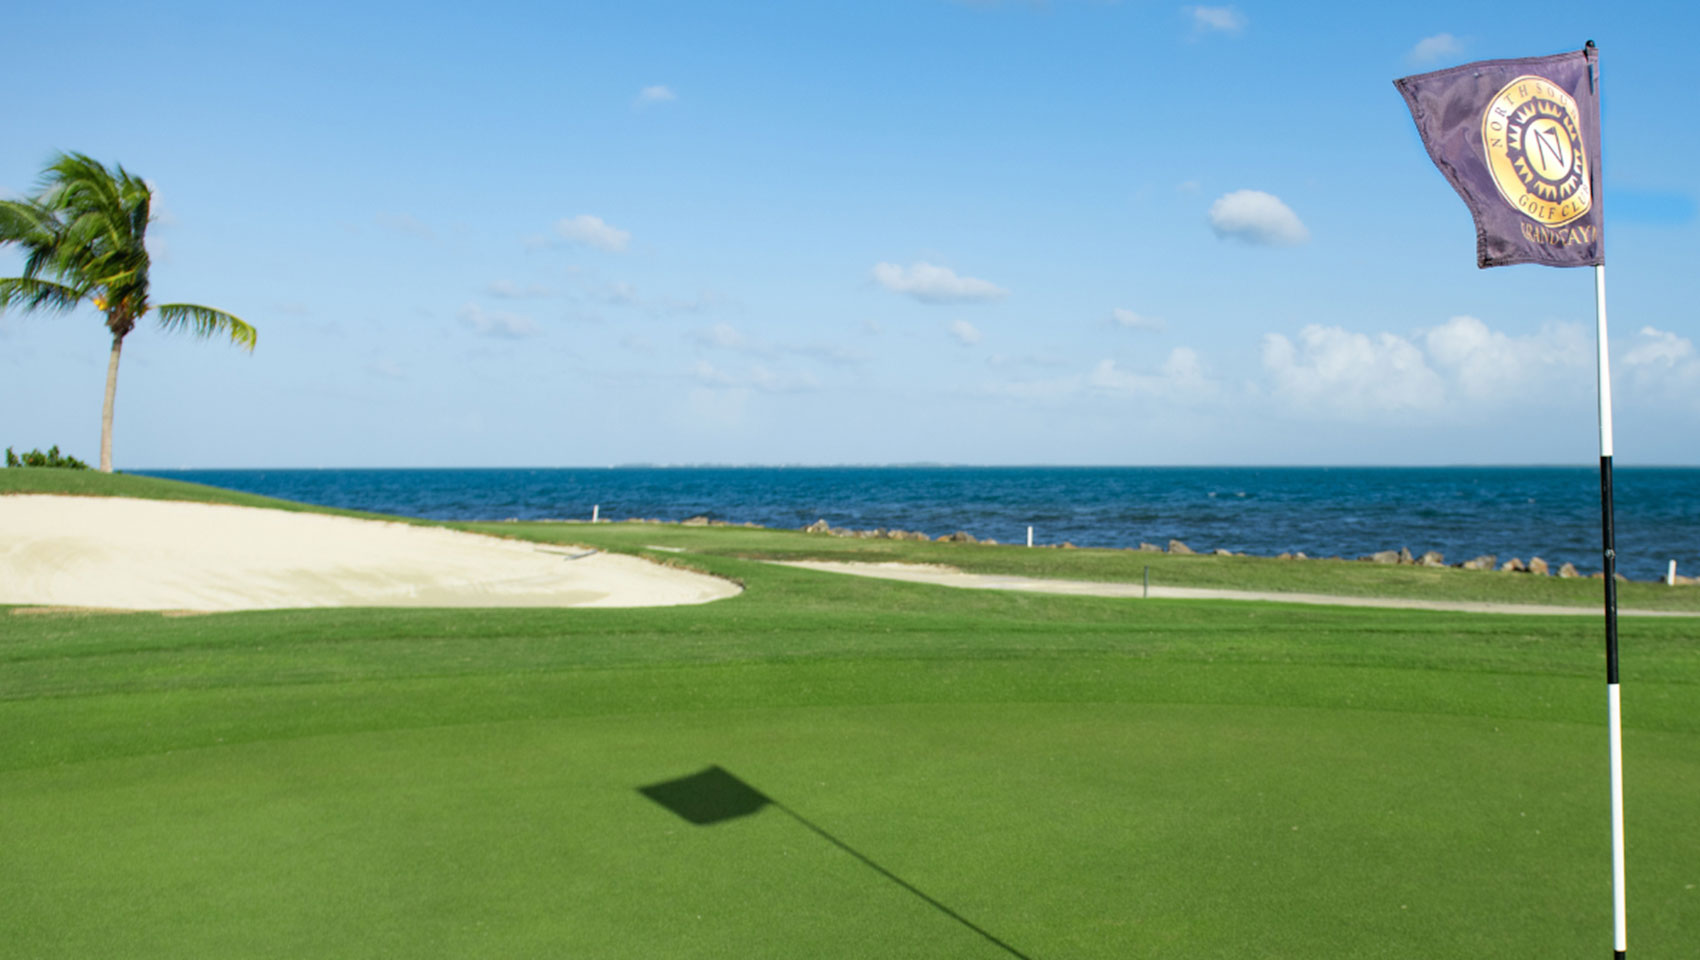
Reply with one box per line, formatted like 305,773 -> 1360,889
136,466 -> 1700,582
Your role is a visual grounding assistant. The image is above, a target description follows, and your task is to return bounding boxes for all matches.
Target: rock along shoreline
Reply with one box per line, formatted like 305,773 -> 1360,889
512,513 -> 1695,586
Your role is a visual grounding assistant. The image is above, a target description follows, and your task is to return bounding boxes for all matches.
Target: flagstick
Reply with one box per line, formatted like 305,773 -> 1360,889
1594,262 -> 1627,960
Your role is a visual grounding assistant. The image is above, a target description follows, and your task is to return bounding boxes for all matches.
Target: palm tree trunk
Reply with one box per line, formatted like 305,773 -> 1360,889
100,332 -> 123,473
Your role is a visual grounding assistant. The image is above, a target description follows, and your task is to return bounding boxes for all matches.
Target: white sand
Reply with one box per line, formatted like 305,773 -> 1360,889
772,560 -> 1696,617
0,495 -> 740,612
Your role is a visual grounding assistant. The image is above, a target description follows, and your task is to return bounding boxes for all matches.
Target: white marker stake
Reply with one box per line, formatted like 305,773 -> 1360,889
592,504 -> 600,523
1027,526 -> 1034,548
1668,560 -> 1677,586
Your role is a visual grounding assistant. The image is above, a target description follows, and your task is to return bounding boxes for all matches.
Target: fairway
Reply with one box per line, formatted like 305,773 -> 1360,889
3,481 -> 1698,957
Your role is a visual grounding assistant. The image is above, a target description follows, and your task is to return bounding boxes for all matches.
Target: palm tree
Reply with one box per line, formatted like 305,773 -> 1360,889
0,153 -> 256,472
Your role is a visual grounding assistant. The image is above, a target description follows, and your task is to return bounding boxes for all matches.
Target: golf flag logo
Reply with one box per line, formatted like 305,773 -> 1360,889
1483,76 -> 1592,228
1395,46 -> 1602,268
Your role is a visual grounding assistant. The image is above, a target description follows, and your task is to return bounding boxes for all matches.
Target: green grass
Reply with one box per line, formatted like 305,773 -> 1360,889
0,466 -> 399,521
458,519 -> 1700,613
4,470 -> 1698,958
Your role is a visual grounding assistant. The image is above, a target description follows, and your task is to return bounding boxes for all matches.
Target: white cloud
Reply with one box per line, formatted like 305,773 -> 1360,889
1261,325 -> 1444,416
873,261 -> 1008,304
1086,359 -> 1146,393
1408,33 -> 1463,65
1620,326 -> 1700,403
1088,348 -> 1216,399
1187,5 -> 1245,33
1422,315 -> 1588,399
1622,326 -> 1698,371
143,179 -> 177,227
1209,190 -> 1310,247
637,85 -> 676,105
458,303 -> 540,339
985,348 -> 1218,403
1110,308 -> 1165,332
949,319 -> 983,346
1257,316 -> 1633,420
555,214 -> 630,252
485,280 -> 553,299
1165,347 -> 1206,381
964,314 -> 1699,435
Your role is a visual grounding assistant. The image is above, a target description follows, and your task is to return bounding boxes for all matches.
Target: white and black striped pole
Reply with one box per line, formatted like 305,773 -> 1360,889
1395,41 -> 1624,957
1593,261 -> 1626,960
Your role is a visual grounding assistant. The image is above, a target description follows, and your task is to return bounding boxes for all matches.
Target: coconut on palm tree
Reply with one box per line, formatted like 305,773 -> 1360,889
0,152 -> 256,472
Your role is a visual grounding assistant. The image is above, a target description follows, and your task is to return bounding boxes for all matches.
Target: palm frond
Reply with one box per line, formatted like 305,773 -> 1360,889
40,153 -> 151,261
155,303 -> 257,350
0,277 -> 85,313
44,154 -> 123,215
124,173 -> 153,239
0,198 -> 60,246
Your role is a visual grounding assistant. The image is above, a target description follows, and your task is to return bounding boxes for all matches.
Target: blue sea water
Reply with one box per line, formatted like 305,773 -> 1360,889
136,466 -> 1700,582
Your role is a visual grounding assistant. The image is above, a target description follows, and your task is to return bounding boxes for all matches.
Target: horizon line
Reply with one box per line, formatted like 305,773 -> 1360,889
125,462 -> 1700,471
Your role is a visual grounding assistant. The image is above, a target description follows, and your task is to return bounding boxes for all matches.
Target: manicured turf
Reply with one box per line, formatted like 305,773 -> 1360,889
0,467 -> 400,521
3,472 -> 1698,957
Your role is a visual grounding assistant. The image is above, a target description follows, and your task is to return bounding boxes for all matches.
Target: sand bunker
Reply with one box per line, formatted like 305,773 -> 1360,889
772,560 -> 1693,617
0,495 -> 739,612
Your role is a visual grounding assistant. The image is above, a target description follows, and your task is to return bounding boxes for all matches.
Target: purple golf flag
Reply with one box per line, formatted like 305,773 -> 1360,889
1396,45 -> 1602,268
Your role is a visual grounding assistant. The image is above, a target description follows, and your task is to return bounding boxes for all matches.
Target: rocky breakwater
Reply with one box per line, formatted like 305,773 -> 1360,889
801,518 -> 1000,544
797,522 -> 1237,556
792,519 -> 1694,585
1357,547 -> 1660,582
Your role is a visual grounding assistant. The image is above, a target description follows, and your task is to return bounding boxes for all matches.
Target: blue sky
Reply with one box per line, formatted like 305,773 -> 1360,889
3,0 -> 1697,467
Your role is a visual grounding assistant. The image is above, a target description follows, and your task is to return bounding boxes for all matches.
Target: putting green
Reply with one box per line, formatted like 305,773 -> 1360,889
5,691 -> 1696,959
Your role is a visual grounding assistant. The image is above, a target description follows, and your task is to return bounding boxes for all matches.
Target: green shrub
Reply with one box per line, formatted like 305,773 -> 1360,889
5,445 -> 90,469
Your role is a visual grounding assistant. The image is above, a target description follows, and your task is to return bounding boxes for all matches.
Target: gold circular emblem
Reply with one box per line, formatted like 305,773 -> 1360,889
1481,75 -> 1592,227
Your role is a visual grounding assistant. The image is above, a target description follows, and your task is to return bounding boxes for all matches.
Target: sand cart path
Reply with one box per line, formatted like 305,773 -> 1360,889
1,495 -> 739,612
772,560 -> 1696,617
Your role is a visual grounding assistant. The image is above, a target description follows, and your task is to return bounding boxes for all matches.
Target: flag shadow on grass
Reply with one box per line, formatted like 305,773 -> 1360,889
638,765 -> 1035,960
